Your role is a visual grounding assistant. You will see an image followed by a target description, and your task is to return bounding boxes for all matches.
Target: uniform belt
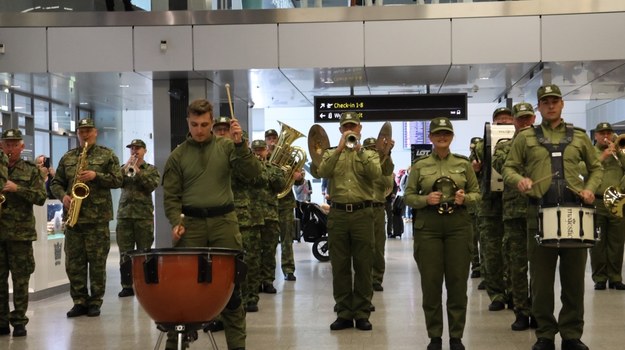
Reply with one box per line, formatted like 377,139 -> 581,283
372,202 -> 385,207
330,201 -> 372,212
182,203 -> 235,218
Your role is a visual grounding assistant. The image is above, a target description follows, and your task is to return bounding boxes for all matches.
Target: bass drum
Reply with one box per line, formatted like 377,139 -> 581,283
483,122 -> 515,192
129,247 -> 240,324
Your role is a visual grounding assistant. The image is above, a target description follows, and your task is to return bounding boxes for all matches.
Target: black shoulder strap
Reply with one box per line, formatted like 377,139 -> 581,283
532,123 -> 578,205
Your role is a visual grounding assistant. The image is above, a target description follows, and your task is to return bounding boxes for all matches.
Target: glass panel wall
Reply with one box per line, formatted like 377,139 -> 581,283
34,99 -> 50,130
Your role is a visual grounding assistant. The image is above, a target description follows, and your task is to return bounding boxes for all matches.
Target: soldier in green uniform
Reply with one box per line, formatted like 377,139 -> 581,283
254,138 -> 285,294
51,118 -> 123,318
503,84 -> 602,350
362,137 -> 395,292
316,112 -> 388,332
475,107 -> 514,310
588,122 -> 625,290
468,137 -> 483,279
492,102 -> 536,331
265,129 -> 301,282
0,129 -> 46,337
162,99 -> 260,350
404,117 -> 480,350
116,138 -> 160,298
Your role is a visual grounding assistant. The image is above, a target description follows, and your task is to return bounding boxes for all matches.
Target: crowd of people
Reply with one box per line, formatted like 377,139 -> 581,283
1,83 -> 624,350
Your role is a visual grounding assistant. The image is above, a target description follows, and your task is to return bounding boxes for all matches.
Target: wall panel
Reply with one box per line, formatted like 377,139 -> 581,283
0,28 -> 47,73
279,22 -> 364,68
134,26 -> 193,71
365,19 -> 451,67
452,16 -> 540,64
48,27 -> 133,72
194,24 -> 278,70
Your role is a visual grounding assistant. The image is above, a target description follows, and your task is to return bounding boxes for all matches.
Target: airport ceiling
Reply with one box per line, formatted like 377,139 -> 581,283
2,60 -> 625,114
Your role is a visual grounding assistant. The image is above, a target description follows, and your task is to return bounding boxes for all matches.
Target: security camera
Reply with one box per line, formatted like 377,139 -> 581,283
248,101 -> 255,109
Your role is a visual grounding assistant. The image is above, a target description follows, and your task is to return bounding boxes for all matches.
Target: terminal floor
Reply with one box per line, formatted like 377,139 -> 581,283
4,225 -> 625,350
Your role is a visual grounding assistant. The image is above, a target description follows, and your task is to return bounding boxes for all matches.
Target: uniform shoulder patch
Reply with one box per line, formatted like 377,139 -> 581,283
453,153 -> 470,162
413,154 -> 430,163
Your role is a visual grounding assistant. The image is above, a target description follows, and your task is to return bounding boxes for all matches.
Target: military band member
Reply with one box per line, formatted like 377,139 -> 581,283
503,84 -> 602,350
404,117 -> 480,350
316,112 -> 387,332
254,139 -> 285,294
475,107 -> 515,311
588,122 -> 625,291
116,139 -> 160,298
51,118 -> 123,318
492,102 -> 536,331
162,99 -> 260,350
265,129 -> 300,282
362,137 -> 395,292
0,129 -> 46,337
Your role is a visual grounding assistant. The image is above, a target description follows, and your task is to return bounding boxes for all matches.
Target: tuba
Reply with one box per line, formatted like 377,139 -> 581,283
66,142 -> 91,227
603,186 -> 625,218
268,121 -> 307,199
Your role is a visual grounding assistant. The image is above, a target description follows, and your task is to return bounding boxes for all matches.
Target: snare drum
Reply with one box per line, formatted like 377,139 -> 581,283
538,205 -> 597,248
129,247 -> 240,325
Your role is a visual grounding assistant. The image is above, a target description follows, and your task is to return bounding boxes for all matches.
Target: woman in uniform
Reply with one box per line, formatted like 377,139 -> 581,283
404,117 -> 480,350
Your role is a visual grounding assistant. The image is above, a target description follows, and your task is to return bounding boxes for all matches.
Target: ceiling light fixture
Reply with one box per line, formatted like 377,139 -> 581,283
119,84 -> 130,88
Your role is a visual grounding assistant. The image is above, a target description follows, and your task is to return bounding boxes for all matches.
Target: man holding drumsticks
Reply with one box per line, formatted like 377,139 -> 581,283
503,84 -> 602,350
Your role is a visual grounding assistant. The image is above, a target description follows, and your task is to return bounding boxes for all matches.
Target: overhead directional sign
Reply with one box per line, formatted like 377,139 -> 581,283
314,94 -> 467,123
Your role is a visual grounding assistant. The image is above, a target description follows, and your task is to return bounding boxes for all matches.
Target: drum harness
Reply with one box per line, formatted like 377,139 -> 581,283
532,124 -> 593,242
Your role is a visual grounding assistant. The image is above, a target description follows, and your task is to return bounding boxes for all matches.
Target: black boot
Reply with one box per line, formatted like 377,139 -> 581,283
511,312 -> 530,331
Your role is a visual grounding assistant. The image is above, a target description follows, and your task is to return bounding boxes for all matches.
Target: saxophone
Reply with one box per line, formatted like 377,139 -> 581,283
66,142 -> 91,227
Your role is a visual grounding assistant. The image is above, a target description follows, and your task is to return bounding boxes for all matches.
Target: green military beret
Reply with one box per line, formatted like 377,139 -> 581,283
251,139 -> 267,149
512,102 -> 535,118
265,129 -> 278,138
126,139 -> 146,148
340,112 -> 361,126
492,107 -> 512,119
214,116 -> 231,127
595,122 -> 613,132
362,137 -> 376,149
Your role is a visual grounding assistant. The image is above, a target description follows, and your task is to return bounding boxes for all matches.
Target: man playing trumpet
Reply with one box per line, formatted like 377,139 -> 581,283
116,139 -> 160,298
588,122 -> 625,291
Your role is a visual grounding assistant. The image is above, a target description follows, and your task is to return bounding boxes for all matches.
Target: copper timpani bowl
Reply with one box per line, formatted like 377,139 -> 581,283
129,247 -> 239,324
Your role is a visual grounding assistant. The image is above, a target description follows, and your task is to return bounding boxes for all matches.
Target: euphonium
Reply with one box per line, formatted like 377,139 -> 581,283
268,121 -> 307,199
66,142 -> 91,227
603,186 -> 625,218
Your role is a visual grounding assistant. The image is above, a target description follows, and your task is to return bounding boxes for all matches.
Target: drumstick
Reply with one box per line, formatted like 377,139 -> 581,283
566,186 -> 583,198
225,83 -> 243,143
532,171 -> 559,186
225,83 -> 236,120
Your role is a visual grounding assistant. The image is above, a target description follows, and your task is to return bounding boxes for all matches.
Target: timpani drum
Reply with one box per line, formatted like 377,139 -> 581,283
537,205 -> 598,248
129,247 -> 240,325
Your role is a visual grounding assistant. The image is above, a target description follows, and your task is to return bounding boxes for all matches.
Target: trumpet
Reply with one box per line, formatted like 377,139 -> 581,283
124,154 -> 139,177
345,132 -> 359,149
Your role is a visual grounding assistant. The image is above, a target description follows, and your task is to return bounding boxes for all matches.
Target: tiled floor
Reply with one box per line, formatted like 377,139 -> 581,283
4,226 -> 625,350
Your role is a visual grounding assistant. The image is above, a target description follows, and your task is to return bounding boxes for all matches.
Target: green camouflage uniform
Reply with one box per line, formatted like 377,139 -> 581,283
468,144 -> 482,274
259,163 -> 285,285
0,157 -> 46,329
493,137 -> 530,317
503,119 -> 602,341
116,161 -> 160,289
371,160 -> 395,287
475,139 -> 508,305
234,163 -> 265,306
586,144 -> 625,284
404,151 -> 480,339
50,144 -> 123,309
162,134 -> 261,350
278,190 -> 297,277
0,153 -> 6,188
316,146 -> 385,321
